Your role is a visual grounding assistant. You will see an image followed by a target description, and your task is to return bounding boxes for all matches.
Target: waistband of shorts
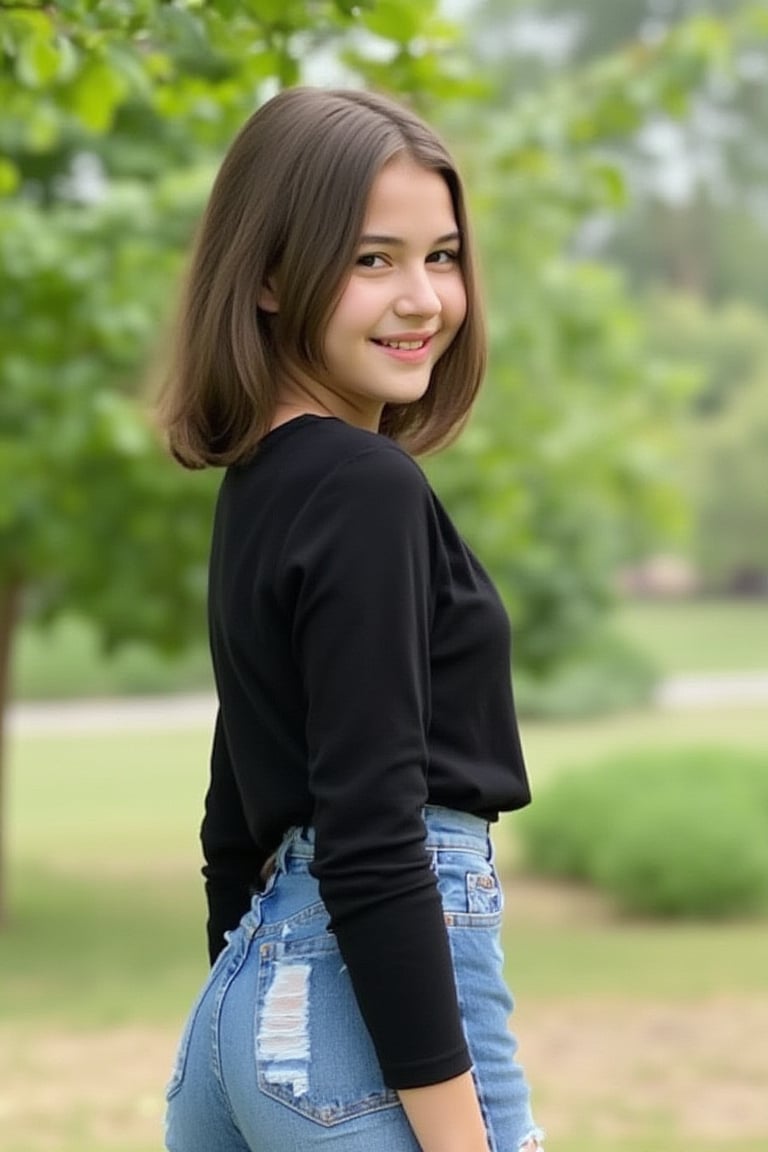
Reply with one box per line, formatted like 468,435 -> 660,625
273,805 -> 491,872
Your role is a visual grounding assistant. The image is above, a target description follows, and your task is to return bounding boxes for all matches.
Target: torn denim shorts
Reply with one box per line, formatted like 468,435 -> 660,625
165,805 -> 544,1152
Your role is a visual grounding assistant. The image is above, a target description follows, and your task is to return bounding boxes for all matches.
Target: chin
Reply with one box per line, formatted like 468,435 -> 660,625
384,379 -> 432,406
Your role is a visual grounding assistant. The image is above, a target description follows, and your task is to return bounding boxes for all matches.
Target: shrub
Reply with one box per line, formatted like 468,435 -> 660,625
513,633 -> 658,720
518,748 -> 768,918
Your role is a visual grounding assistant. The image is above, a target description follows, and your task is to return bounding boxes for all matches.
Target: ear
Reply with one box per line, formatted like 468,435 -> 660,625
258,278 -> 279,314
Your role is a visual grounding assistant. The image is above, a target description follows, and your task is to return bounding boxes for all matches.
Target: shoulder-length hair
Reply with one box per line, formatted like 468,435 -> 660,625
158,86 -> 486,468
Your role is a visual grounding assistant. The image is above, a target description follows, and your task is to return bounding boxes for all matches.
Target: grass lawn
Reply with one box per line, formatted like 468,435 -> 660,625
518,702 -> 768,783
614,597 -> 768,674
2,704 -> 767,1151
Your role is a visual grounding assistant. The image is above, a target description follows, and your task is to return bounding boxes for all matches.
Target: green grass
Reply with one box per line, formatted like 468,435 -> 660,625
1,865 -> 206,1026
6,728 -> 208,865
4,708 -> 767,1024
0,1141 -> 759,1152
614,598 -> 768,674
507,908 -> 768,999
549,1142 -> 768,1152
2,709 -> 767,1152
519,703 -> 768,783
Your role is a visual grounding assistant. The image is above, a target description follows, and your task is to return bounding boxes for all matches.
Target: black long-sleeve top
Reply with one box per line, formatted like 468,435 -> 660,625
202,414 -> 532,1090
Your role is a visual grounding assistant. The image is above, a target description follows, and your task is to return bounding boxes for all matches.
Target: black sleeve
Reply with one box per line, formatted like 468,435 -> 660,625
200,710 -> 266,964
280,446 -> 471,1090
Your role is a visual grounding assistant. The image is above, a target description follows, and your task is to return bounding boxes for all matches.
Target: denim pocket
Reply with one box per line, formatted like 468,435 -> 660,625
466,870 -> 502,917
255,927 -> 399,1126
436,849 -> 503,928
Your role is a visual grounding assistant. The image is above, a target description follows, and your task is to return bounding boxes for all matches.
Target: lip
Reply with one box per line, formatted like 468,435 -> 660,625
370,332 -> 438,364
372,331 -> 437,345
370,336 -> 435,361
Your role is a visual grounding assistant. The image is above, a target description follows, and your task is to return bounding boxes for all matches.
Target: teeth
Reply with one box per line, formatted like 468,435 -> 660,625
380,339 -> 425,350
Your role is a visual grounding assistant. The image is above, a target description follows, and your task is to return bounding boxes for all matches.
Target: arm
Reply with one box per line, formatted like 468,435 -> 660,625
283,444 -> 473,1089
399,1072 -> 491,1152
201,710 -> 266,963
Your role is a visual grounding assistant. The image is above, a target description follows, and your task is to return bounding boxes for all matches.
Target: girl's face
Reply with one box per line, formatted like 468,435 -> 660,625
293,155 -> 467,431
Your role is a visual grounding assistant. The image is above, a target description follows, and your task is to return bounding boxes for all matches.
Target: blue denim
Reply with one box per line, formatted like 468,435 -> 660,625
165,806 -> 543,1151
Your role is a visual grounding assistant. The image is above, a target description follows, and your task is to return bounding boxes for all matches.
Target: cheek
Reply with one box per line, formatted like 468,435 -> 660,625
447,278 -> 468,328
328,279 -> 381,332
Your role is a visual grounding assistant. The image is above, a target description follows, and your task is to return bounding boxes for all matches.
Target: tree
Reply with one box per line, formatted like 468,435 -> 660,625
647,295 -> 768,589
466,0 -> 768,304
428,5 -> 768,683
0,0 -> 466,924
690,371 -> 768,592
3,0 -> 766,924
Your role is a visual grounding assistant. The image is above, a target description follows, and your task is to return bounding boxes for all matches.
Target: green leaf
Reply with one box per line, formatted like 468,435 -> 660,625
0,158 -> 20,196
68,57 -> 129,132
14,21 -> 62,88
361,0 -> 430,44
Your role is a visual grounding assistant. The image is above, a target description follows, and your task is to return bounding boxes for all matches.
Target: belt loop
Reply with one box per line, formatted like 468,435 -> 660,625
274,828 -> 295,873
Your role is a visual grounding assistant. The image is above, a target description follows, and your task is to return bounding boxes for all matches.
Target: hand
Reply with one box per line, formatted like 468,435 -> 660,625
397,1071 -> 491,1152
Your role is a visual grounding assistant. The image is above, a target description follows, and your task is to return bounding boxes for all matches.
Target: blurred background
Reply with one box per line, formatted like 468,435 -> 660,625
1,2 -> 766,1150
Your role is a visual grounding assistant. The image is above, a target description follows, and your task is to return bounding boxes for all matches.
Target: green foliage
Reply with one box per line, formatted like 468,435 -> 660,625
643,295 -> 768,589
429,256 -> 693,675
594,779 -> 768,918
426,5 -> 768,678
0,0 -> 475,916
0,0 -> 465,170
13,614 -> 211,699
690,372 -> 768,592
645,293 -> 768,416
475,2 -> 768,308
519,747 -> 768,917
0,0 -> 467,652
2,0 -> 765,684
0,179 -> 218,647
513,632 -> 657,719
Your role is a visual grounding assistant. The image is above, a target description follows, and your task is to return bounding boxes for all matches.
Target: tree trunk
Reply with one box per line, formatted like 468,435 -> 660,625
0,579 -> 22,928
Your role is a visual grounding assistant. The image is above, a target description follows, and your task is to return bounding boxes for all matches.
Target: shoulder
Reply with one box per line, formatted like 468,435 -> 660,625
278,421 -> 436,564
301,418 -> 430,504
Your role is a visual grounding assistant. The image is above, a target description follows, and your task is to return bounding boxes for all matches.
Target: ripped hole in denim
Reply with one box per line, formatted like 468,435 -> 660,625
257,960 -> 311,1097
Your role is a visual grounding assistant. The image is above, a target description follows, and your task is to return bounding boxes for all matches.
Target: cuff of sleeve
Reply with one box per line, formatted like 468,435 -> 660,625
382,1043 -> 472,1090
328,885 -> 471,1093
205,880 -> 253,964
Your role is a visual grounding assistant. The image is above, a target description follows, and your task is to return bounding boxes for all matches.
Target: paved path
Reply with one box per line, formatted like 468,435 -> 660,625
655,672 -> 768,708
8,692 -> 217,736
6,674 -> 767,736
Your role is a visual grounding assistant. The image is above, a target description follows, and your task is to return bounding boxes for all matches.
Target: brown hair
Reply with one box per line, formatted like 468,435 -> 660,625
158,86 -> 486,467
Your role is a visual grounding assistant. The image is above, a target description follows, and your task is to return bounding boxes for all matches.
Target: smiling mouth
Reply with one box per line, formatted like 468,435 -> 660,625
372,337 -> 430,350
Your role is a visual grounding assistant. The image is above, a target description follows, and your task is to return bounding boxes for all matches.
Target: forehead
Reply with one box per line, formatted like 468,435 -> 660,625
362,156 -> 457,234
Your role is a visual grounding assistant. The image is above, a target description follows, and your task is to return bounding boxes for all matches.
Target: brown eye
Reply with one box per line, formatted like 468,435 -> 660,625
356,253 -> 387,268
427,249 -> 460,265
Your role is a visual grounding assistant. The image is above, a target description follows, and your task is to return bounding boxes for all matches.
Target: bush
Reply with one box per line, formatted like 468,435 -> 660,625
519,748 -> 768,918
13,613 -> 212,700
513,632 -> 657,720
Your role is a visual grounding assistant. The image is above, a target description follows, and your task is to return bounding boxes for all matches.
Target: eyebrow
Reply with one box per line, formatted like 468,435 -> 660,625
358,231 -> 461,247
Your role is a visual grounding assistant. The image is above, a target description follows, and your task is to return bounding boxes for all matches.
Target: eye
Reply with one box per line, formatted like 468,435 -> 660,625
356,252 -> 387,269
427,249 -> 460,266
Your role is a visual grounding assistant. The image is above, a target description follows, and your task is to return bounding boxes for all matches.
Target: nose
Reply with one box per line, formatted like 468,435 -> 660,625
394,265 -> 442,319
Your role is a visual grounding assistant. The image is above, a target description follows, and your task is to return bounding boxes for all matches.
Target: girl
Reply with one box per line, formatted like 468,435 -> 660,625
160,86 -> 544,1152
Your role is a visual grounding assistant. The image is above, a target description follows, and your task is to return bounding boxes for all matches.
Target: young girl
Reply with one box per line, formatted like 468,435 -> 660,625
160,86 -> 544,1152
